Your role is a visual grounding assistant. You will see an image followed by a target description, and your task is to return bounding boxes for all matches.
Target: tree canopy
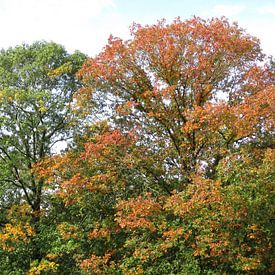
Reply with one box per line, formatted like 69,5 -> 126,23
0,18 -> 274,274
0,41 -> 86,272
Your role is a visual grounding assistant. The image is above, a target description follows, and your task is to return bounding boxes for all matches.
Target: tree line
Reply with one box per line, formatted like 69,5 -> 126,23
0,17 -> 274,274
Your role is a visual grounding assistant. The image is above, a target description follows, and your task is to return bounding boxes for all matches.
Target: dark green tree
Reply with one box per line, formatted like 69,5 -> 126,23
0,41 -> 86,270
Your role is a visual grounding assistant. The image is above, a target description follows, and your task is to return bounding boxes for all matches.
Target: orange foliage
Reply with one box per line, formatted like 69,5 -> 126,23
0,223 -> 35,252
75,16 -> 273,187
57,223 -> 80,240
115,193 -> 161,231
165,178 -> 226,217
33,127 -> 136,205
80,253 -> 112,273
29,17 -> 274,273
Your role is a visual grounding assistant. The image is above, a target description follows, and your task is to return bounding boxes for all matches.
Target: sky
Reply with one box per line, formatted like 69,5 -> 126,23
0,0 -> 274,57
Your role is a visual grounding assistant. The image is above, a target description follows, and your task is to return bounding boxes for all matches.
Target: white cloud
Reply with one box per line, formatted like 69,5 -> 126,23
0,0 -> 274,58
256,6 -> 275,15
0,0 -> 118,55
240,19 -> 275,57
212,4 -> 246,16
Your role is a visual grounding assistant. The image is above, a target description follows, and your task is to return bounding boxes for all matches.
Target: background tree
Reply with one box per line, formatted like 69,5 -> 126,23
0,41 -> 86,270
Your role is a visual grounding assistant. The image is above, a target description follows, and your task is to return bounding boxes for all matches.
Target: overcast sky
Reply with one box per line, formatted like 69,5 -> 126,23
0,0 -> 274,57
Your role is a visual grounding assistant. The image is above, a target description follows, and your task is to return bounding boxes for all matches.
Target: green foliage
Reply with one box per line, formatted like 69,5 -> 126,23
0,41 -> 86,272
0,18 -> 274,274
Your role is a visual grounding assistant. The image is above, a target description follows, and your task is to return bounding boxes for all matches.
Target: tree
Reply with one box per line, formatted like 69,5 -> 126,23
0,41 -> 86,268
77,17 -> 273,193
34,17 -> 274,273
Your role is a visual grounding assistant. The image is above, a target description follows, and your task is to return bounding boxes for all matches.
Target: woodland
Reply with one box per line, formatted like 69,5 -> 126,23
0,17 -> 274,274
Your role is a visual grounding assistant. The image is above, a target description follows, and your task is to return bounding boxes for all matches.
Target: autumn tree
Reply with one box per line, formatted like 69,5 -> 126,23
28,18 -> 275,273
77,17 -> 274,194
0,41 -> 86,270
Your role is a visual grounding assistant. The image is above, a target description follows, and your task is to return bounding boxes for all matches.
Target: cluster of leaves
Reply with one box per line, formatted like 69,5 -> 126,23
0,18 -> 274,274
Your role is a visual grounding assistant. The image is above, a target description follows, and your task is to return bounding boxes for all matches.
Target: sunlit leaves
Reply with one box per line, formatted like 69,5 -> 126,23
1,17 -> 274,274
115,193 -> 161,231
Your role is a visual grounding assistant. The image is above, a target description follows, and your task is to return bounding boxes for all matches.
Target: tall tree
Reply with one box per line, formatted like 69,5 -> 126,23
0,41 -> 85,265
77,17 -> 273,193
33,18 -> 274,273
